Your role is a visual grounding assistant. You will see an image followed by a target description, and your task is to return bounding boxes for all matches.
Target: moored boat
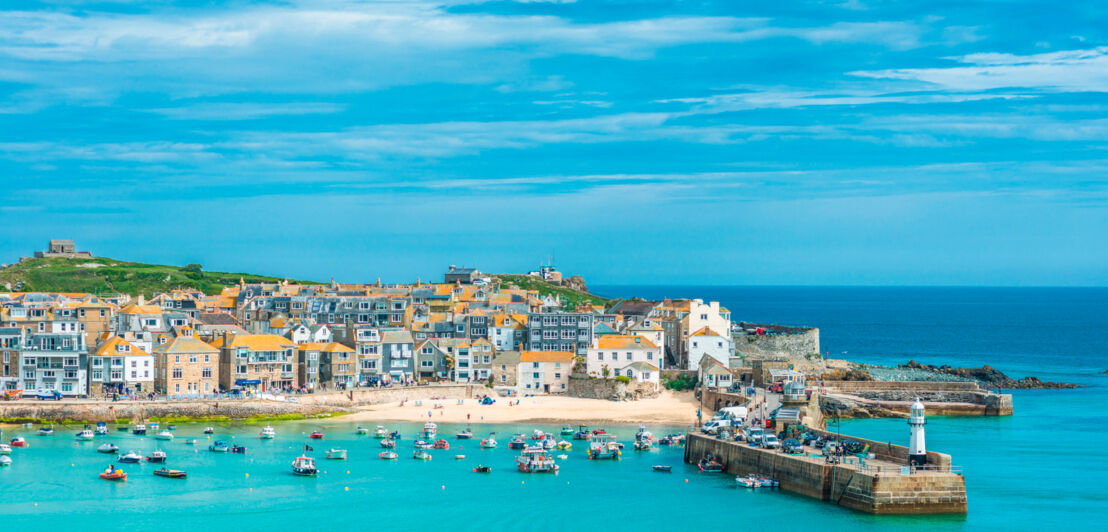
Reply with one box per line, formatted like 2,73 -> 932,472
99,467 -> 127,481
530,429 -> 545,441
146,450 -> 167,463
259,426 -> 276,439
37,426 -> 54,435
118,450 -> 143,463
95,422 -> 109,436
698,453 -> 724,473
433,439 -> 450,450
10,437 -> 27,448
480,433 -> 498,449
309,431 -> 325,440
291,454 -> 317,476
572,425 -> 590,440
414,439 -> 433,450
735,474 -> 778,488
230,444 -> 247,454
155,431 -> 174,441
413,449 -> 432,461
379,451 -> 398,460
0,443 -> 11,455
473,465 -> 491,473
456,429 -> 473,439
326,448 -> 347,460
508,435 -> 526,450
184,438 -> 197,445
561,426 -> 575,436
154,468 -> 187,479
209,440 -> 230,452
455,454 -> 465,459
97,443 -> 118,454
556,440 -> 572,451
373,426 -> 388,438
148,422 -> 160,431
587,434 -> 621,460
388,431 -> 402,440
652,465 -> 672,472
0,455 -> 11,466
355,426 -> 369,435
380,438 -> 396,449
131,424 -> 147,435
76,429 -> 95,441
203,427 -> 214,434
516,448 -> 559,473
633,439 -> 653,451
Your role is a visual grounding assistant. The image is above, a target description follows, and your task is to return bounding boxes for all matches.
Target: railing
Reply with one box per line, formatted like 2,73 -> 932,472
857,463 -> 963,476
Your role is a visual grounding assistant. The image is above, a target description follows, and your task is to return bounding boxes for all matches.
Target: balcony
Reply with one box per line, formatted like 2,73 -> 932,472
281,372 -> 294,379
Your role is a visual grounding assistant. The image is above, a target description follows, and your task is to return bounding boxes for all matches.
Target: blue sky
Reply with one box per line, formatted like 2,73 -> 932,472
0,0 -> 1105,286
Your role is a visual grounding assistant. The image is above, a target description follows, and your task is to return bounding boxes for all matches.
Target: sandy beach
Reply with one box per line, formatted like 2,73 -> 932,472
336,390 -> 701,426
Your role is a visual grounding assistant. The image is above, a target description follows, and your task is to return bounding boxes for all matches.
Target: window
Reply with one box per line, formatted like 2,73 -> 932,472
93,358 -> 103,367
532,362 -> 539,368
130,370 -> 137,378
500,375 -> 506,382
202,368 -> 212,378
647,352 -> 653,360
174,383 -> 180,393
692,342 -> 698,348
554,373 -> 561,379
626,352 -> 632,360
532,372 -> 539,379
700,314 -> 707,320
175,355 -> 180,363
189,355 -> 197,363
597,353 -> 604,361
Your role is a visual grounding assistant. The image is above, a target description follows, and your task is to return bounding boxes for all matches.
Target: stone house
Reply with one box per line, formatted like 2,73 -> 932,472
153,333 -> 219,396
212,333 -> 299,392
518,350 -> 574,394
491,350 -> 521,394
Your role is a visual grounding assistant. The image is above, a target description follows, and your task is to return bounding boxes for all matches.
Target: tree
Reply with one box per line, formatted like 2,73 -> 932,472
181,263 -> 203,273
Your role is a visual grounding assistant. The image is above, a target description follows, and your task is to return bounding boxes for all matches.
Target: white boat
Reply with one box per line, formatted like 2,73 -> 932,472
132,424 -> 147,435
556,440 -> 572,450
516,448 -> 559,473
95,423 -> 109,436
0,444 -> 11,455
480,433 -> 498,449
373,426 -> 387,438
76,429 -> 95,441
588,434 -> 621,460
118,450 -> 143,463
97,443 -> 119,454
541,439 -> 555,450
735,474 -> 779,488
422,422 -> 436,438
148,422 -> 160,430
633,439 -> 653,451
355,426 -> 369,435
203,427 -> 215,434
155,431 -> 174,441
326,448 -> 347,460
635,425 -> 653,442
259,426 -> 276,439
380,439 -> 396,449
0,455 -> 10,466
292,455 -> 318,476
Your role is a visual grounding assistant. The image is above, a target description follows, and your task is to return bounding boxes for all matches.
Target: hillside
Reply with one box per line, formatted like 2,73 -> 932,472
492,274 -> 609,309
0,257 -> 313,297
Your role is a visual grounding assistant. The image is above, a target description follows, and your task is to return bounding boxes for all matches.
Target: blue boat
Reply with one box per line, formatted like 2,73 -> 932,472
209,441 -> 230,452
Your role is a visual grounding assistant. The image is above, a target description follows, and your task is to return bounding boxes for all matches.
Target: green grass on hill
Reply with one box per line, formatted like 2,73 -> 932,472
492,274 -> 609,309
0,257 -> 315,297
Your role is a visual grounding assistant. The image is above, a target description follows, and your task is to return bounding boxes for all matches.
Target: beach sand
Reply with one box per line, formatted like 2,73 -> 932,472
337,390 -> 701,426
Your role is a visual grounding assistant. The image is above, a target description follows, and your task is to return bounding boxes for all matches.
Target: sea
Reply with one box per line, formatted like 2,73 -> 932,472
2,287 -> 1105,530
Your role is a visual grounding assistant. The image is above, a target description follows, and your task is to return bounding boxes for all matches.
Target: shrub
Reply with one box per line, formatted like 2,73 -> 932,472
662,373 -> 698,391
181,263 -> 203,273
615,375 -> 631,384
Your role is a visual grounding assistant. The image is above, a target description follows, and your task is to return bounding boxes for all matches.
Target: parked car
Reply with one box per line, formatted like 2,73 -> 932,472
35,390 -> 63,401
762,435 -> 781,450
767,381 -> 784,393
783,438 -> 804,454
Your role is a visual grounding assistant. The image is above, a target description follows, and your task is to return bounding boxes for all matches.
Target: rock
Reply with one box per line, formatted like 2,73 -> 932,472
562,275 -> 589,293
899,360 -> 1080,389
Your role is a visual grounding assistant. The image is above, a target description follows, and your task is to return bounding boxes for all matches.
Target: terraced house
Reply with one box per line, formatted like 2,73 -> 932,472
212,333 -> 298,392
17,306 -> 88,397
525,310 -> 597,356
299,342 -> 356,389
89,335 -> 154,394
153,332 -> 219,396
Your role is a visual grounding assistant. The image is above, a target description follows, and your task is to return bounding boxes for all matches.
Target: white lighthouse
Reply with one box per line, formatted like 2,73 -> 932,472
908,398 -> 927,466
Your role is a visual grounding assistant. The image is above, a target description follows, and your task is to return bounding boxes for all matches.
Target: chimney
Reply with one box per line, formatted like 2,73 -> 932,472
137,294 -> 145,305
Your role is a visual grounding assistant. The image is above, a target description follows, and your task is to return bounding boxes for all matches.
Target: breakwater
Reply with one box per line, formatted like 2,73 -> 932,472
684,433 -> 967,514
819,380 -> 1013,418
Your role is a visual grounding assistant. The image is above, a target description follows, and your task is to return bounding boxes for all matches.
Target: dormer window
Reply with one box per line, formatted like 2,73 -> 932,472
119,344 -> 130,353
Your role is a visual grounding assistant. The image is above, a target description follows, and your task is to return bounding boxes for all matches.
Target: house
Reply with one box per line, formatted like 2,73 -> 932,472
414,339 -> 449,381
444,265 -> 481,284
153,333 -> 219,396
488,313 -> 526,351
0,327 -> 23,391
18,310 -> 88,397
624,361 -> 660,385
33,239 -> 93,259
491,350 -> 521,395
380,328 -> 415,384
518,350 -> 574,394
470,337 -> 495,383
653,298 -> 732,369
524,311 -> 595,356
698,358 -> 733,390
686,326 -> 732,370
300,342 -> 356,389
89,335 -> 154,394
585,334 -> 662,384
346,327 -> 383,385
211,333 -> 299,392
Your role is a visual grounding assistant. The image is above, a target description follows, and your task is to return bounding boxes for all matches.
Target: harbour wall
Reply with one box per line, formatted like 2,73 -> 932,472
567,377 -> 660,401
684,434 -> 967,515
699,389 -> 750,411
733,325 -> 820,361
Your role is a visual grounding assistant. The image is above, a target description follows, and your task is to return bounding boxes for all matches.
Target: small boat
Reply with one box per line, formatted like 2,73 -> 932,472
355,426 -> 369,435
556,454 -> 568,460
155,431 -> 174,441
572,425 -> 590,440
634,425 -> 654,442
148,422 -> 160,430
132,424 -> 147,435
423,422 -> 437,436
95,422 -> 109,436
100,469 -> 127,481
508,436 -> 526,450
292,455 -> 318,476
22,422 -> 32,428
388,431 -> 402,440
0,443 -> 11,455
259,426 -> 276,439
209,441 -> 230,452
555,440 -> 572,451
37,426 -> 54,435
633,439 -> 653,451
379,451 -> 398,460
735,474 -> 779,488
652,465 -> 672,473
380,438 -> 396,449
326,448 -> 347,460
414,439 -> 433,450
309,431 -> 325,440
455,454 -> 466,459
116,425 -> 129,432
561,426 -> 575,436
76,429 -> 95,441
184,438 -> 197,445
587,434 -> 621,460
203,427 -> 215,434
373,426 -> 388,438
153,468 -> 187,479
456,429 -> 473,440
433,439 -> 450,450
516,448 -> 559,473
230,445 -> 247,454
473,465 -> 491,473
146,451 -> 168,463
541,439 -> 555,450
10,437 -> 28,448
698,454 -> 724,473
0,455 -> 11,466
118,451 -> 143,463
480,433 -> 498,449
413,450 -> 432,461
97,443 -> 118,454
167,425 -> 177,431
530,429 -> 545,441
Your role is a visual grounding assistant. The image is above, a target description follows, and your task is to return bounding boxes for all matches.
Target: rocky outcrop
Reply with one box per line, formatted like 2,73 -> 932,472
567,377 -> 659,401
823,368 -> 873,381
900,360 -> 1079,389
819,394 -> 907,419
562,275 -> 589,294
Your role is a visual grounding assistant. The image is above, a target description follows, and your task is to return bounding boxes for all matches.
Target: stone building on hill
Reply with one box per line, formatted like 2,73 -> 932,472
34,239 -> 94,259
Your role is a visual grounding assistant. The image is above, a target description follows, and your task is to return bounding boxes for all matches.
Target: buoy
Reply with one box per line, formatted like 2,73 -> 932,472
345,486 -> 349,491
441,485 -> 445,490
249,487 -> 253,492
346,470 -> 350,474
245,473 -> 249,478
685,479 -> 689,483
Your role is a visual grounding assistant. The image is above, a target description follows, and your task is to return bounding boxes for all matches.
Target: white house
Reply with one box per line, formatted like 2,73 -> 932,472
89,335 -> 155,394
586,334 -> 662,385
686,326 -> 731,370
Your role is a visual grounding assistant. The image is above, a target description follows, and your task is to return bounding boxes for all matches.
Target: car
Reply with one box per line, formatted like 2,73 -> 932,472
35,390 -> 63,401
812,437 -> 828,449
783,438 -> 804,454
767,381 -> 784,393
761,435 -> 781,449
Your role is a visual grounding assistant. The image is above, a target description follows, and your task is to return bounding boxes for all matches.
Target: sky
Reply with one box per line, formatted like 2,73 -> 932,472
0,0 -> 1105,286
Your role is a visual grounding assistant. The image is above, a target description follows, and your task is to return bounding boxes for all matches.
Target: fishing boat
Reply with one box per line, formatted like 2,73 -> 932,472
0,443 -> 11,455
530,429 -> 546,441
116,425 -> 129,432
132,424 -> 147,435
291,455 -> 318,476
167,424 -> 177,431
95,422 -> 109,436
380,438 -> 396,449
153,468 -> 187,479
473,465 -> 491,473
413,439 -> 433,450
413,450 -> 432,461
561,426 -> 575,436
209,441 -> 230,453
203,427 -> 214,434
508,435 -> 526,450
633,439 -> 653,451
10,437 -> 28,448
735,474 -> 778,488
118,450 -> 143,463
0,455 -> 11,466
259,426 -> 276,439
184,438 -> 197,445
541,439 -> 555,450
37,426 -> 54,435
146,450 -> 167,463
76,429 -> 95,441
230,444 -> 247,454
556,440 -> 572,451
388,431 -> 402,440
422,422 -> 437,439
652,465 -> 672,472
433,439 -> 450,450
572,425 -> 590,440
456,429 -> 473,440
355,426 -> 369,435
516,448 -> 559,473
373,426 -> 388,438
155,431 -> 174,441
379,451 -> 398,460
480,433 -> 497,449
455,454 -> 465,459
697,454 -> 724,473
309,431 -> 325,440
587,434 -> 621,460
634,425 -> 653,442
97,443 -> 118,454
99,468 -> 127,481
148,422 -> 160,431
326,448 -> 347,460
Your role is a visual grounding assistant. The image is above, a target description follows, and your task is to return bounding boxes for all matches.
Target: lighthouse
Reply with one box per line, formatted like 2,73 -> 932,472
908,398 -> 927,466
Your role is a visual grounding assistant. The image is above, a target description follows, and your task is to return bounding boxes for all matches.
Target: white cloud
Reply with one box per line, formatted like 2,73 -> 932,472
145,102 -> 346,120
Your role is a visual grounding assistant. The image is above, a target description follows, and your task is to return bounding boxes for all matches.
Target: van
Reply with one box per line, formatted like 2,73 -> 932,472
701,419 -> 731,434
718,406 -> 748,424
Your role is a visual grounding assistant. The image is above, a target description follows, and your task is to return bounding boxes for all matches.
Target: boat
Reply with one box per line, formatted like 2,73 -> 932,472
155,431 -> 174,441
697,454 -> 724,473
132,424 -> 147,435
0,455 -> 11,466
572,425 -> 590,440
433,439 -> 450,450
309,431 -> 325,440
373,426 -> 388,438
37,426 -> 54,435
97,443 -> 118,454
259,426 -> 276,439
379,451 -> 398,460
388,431 -> 402,440
455,454 -> 466,460
652,465 -> 672,472
22,422 -> 32,428
561,426 -> 575,436
633,439 -> 653,451
413,450 -> 432,461
292,455 -> 318,476
146,451 -> 167,463
100,468 -> 127,481
480,433 -> 498,449
530,429 -> 546,441
203,427 -> 214,434
95,422 -> 109,436
541,439 -> 555,450
167,424 -> 177,431
184,438 -> 197,445
456,429 -> 473,440
516,448 -> 559,473
10,437 -> 27,448
326,448 -> 347,460
118,450 -> 143,463
635,425 -> 653,441
508,435 -> 526,450
148,422 -> 160,431
556,440 -> 572,451
76,429 -> 96,441
116,425 -> 129,432
355,426 -> 369,435
735,474 -> 779,488
0,444 -> 11,455
556,454 -> 568,460
587,434 -> 621,460
209,441 -> 230,452
658,434 -> 683,446
414,439 -> 433,450
153,468 -> 187,479
230,445 -> 247,454
473,465 -> 491,473
380,438 -> 396,449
